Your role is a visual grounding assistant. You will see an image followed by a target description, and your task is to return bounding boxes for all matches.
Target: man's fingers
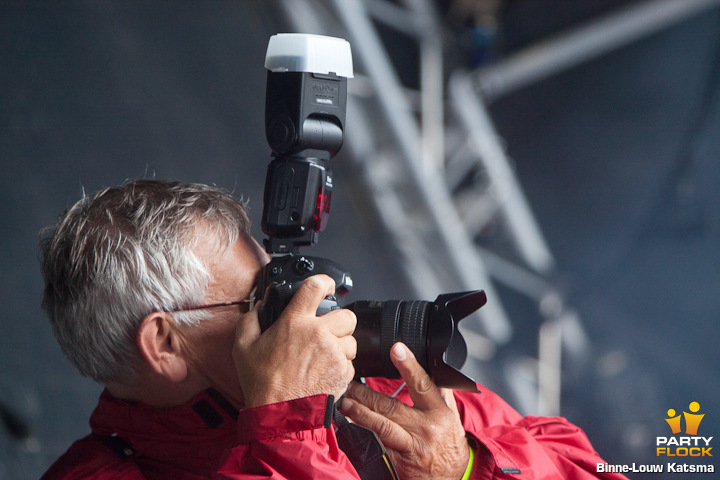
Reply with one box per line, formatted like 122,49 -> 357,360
234,301 -> 262,347
391,342 -> 446,412
440,387 -> 460,415
284,275 -> 336,316
326,308 -> 357,337
343,381 -> 413,421
339,334 -> 358,361
340,394 -> 414,453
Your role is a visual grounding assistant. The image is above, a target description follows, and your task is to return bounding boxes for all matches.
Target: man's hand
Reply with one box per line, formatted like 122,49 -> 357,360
340,343 -> 470,480
233,274 -> 357,408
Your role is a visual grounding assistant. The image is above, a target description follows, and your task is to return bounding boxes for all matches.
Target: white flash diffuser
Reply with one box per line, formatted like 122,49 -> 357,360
265,33 -> 354,78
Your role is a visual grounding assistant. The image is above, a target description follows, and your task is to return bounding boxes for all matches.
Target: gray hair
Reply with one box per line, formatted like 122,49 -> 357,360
40,180 -> 252,385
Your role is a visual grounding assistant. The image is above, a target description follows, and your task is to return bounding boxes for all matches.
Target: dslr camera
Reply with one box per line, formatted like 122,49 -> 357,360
255,33 -> 485,392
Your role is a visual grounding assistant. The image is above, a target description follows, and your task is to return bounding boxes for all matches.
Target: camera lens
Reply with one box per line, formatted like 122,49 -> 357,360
345,299 -> 433,379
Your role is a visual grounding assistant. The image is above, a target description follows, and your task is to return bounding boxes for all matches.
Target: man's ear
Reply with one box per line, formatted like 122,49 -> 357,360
137,313 -> 189,383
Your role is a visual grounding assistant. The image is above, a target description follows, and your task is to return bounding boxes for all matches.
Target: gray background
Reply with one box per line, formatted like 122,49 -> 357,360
2,1 -> 719,478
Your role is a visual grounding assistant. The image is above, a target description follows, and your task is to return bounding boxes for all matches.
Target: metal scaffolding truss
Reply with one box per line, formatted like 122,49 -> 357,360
271,0 -> 720,416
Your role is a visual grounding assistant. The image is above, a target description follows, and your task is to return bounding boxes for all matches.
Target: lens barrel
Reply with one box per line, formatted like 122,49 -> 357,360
345,290 -> 486,392
346,299 -> 432,379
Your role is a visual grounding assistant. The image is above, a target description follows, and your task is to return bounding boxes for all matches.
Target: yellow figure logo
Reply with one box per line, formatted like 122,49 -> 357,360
665,409 -> 682,434
657,402 -> 712,458
665,402 -> 705,435
684,402 -> 705,436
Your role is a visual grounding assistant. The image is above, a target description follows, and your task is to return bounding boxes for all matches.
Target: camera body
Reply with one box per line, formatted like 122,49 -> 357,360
256,34 -> 483,392
256,254 -> 351,332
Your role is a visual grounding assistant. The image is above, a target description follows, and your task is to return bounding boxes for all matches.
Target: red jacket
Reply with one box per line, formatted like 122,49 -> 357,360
42,378 -> 628,479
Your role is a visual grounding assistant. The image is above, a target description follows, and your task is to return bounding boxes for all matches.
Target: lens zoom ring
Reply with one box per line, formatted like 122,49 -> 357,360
380,301 -> 401,368
399,301 -> 429,363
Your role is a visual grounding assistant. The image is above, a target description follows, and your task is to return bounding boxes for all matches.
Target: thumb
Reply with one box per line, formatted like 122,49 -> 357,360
235,301 -> 262,348
391,342 -> 445,411
283,275 -> 336,317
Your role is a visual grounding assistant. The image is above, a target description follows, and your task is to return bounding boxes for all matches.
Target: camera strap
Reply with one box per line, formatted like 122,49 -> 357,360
329,399 -> 399,480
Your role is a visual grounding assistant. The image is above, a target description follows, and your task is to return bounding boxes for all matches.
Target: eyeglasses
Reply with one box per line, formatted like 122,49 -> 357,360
163,296 -> 255,314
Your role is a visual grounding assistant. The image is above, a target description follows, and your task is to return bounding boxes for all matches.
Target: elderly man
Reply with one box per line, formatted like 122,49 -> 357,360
40,179 -> 627,479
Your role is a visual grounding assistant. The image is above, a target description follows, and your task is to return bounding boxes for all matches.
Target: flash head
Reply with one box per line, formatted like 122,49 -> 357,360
262,34 -> 353,252
264,34 -> 352,160
265,33 -> 354,78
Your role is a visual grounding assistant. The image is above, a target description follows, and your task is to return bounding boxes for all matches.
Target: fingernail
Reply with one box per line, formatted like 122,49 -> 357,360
340,398 -> 353,413
392,342 -> 408,361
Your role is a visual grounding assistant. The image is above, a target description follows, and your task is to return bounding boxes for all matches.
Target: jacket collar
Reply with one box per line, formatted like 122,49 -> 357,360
90,389 -> 239,475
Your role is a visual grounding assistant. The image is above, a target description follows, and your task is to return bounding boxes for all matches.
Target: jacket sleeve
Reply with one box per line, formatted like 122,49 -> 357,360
218,394 -> 361,480
456,388 -> 630,480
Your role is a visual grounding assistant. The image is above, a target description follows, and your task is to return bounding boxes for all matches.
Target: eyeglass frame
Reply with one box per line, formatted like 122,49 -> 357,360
163,296 -> 255,314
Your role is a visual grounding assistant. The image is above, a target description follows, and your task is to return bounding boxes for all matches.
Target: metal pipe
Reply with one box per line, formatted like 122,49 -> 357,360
538,318 -> 563,416
475,0 -> 720,101
332,0 -> 513,344
366,0 -> 418,37
449,72 -> 556,273
403,0 -> 446,174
